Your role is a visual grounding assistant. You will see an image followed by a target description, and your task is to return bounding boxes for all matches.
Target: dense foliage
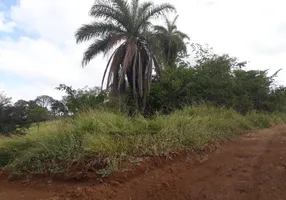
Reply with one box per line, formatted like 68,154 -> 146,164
146,44 -> 286,115
0,93 -> 51,135
1,43 -> 286,135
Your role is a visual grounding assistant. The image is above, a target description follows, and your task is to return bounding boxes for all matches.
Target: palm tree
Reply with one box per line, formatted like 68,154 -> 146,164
75,0 -> 175,113
153,15 -> 189,68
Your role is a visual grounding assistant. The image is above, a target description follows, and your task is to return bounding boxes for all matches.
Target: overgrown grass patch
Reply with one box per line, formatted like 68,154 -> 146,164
0,105 -> 285,176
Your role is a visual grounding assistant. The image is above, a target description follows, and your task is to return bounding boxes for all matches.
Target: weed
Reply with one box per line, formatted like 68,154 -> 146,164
97,168 -> 115,177
0,105 -> 285,176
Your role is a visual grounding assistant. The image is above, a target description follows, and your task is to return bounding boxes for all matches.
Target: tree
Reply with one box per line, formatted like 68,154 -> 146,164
0,91 -> 11,108
0,95 -> 31,135
50,99 -> 68,117
146,66 -> 195,115
232,69 -> 281,113
35,95 -> 54,109
153,15 -> 189,68
27,103 -> 49,133
56,84 -> 107,114
0,92 -> 12,134
268,86 -> 286,112
13,100 -> 31,130
75,0 -> 175,113
146,43 -> 286,115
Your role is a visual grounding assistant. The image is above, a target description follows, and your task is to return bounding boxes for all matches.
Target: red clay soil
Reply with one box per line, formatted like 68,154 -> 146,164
1,125 -> 286,200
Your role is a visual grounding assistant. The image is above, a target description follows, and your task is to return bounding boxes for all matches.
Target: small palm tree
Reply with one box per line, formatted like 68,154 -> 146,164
153,15 -> 189,68
75,0 -> 175,113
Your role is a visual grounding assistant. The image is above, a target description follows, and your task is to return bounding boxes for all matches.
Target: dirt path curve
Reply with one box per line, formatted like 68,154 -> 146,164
1,125 -> 286,200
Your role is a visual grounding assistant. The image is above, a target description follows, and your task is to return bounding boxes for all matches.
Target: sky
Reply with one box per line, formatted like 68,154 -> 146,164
0,0 -> 286,102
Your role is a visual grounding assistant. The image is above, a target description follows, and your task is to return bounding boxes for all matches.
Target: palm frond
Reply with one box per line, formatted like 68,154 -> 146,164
142,53 -> 153,111
143,3 -> 175,22
75,22 -> 126,43
172,15 -> 179,27
81,36 -> 111,66
174,30 -> 190,40
163,14 -> 179,33
152,53 -> 161,78
137,1 -> 153,17
131,0 -> 140,18
111,0 -> 130,14
90,2 -> 119,17
107,44 -> 126,94
103,33 -> 127,56
111,0 -> 132,30
101,49 -> 118,91
119,37 -> 137,89
138,51 -> 143,97
165,15 -> 172,32
136,3 -> 175,31
90,1 -> 128,30
153,25 -> 168,34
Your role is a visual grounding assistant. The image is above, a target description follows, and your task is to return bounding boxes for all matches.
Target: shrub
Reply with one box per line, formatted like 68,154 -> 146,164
0,105 -> 285,175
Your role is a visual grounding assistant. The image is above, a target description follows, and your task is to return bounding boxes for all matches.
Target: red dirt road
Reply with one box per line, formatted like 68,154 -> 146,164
1,125 -> 286,200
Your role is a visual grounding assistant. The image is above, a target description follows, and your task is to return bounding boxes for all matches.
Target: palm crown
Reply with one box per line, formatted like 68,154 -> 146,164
153,15 -> 190,67
75,0 -> 175,112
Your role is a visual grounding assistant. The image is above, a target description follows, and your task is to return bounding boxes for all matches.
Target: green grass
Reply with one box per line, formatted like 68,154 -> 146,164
0,105 -> 285,176
27,120 -> 59,135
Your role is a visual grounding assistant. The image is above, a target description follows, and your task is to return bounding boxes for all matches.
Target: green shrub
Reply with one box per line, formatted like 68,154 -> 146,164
0,105 -> 285,175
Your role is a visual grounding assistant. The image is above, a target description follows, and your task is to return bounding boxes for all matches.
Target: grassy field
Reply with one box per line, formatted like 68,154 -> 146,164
0,105 -> 285,177
26,121 -> 59,135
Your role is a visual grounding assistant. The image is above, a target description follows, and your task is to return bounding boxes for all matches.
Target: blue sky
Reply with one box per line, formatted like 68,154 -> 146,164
0,0 -> 36,40
0,0 -> 17,8
0,0 -> 35,98
0,0 -> 286,102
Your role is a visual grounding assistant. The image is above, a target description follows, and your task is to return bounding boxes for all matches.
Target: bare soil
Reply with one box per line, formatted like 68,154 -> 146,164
1,125 -> 286,200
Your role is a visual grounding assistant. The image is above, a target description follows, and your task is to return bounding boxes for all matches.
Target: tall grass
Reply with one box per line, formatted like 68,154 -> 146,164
0,105 -> 285,176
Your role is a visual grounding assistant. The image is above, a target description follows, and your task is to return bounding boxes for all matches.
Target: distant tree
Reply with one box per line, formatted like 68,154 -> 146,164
153,15 -> 189,68
35,95 -> 54,109
0,92 -> 12,134
50,99 -> 68,117
232,69 -> 281,113
268,86 -> 286,112
13,100 -> 31,130
0,94 -> 31,135
0,91 -> 11,108
27,104 -> 49,133
56,84 -> 107,114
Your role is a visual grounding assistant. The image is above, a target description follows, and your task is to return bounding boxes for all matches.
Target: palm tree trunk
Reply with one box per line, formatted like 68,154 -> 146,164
167,40 -> 171,67
132,49 -> 139,114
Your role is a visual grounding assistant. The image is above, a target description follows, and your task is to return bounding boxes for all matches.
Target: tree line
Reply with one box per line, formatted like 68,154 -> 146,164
1,0 -> 286,135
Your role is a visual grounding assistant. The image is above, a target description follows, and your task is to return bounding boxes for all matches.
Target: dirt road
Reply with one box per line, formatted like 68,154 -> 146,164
1,125 -> 286,200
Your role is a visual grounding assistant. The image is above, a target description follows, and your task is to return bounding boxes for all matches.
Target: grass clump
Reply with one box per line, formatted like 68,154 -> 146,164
0,105 -> 285,175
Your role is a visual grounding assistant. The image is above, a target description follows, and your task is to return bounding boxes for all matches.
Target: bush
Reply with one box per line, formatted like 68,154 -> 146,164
0,105 -> 285,175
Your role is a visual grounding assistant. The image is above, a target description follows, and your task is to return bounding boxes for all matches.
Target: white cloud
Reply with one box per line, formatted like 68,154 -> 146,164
10,0 -> 94,44
0,12 -> 16,32
0,0 -> 286,102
